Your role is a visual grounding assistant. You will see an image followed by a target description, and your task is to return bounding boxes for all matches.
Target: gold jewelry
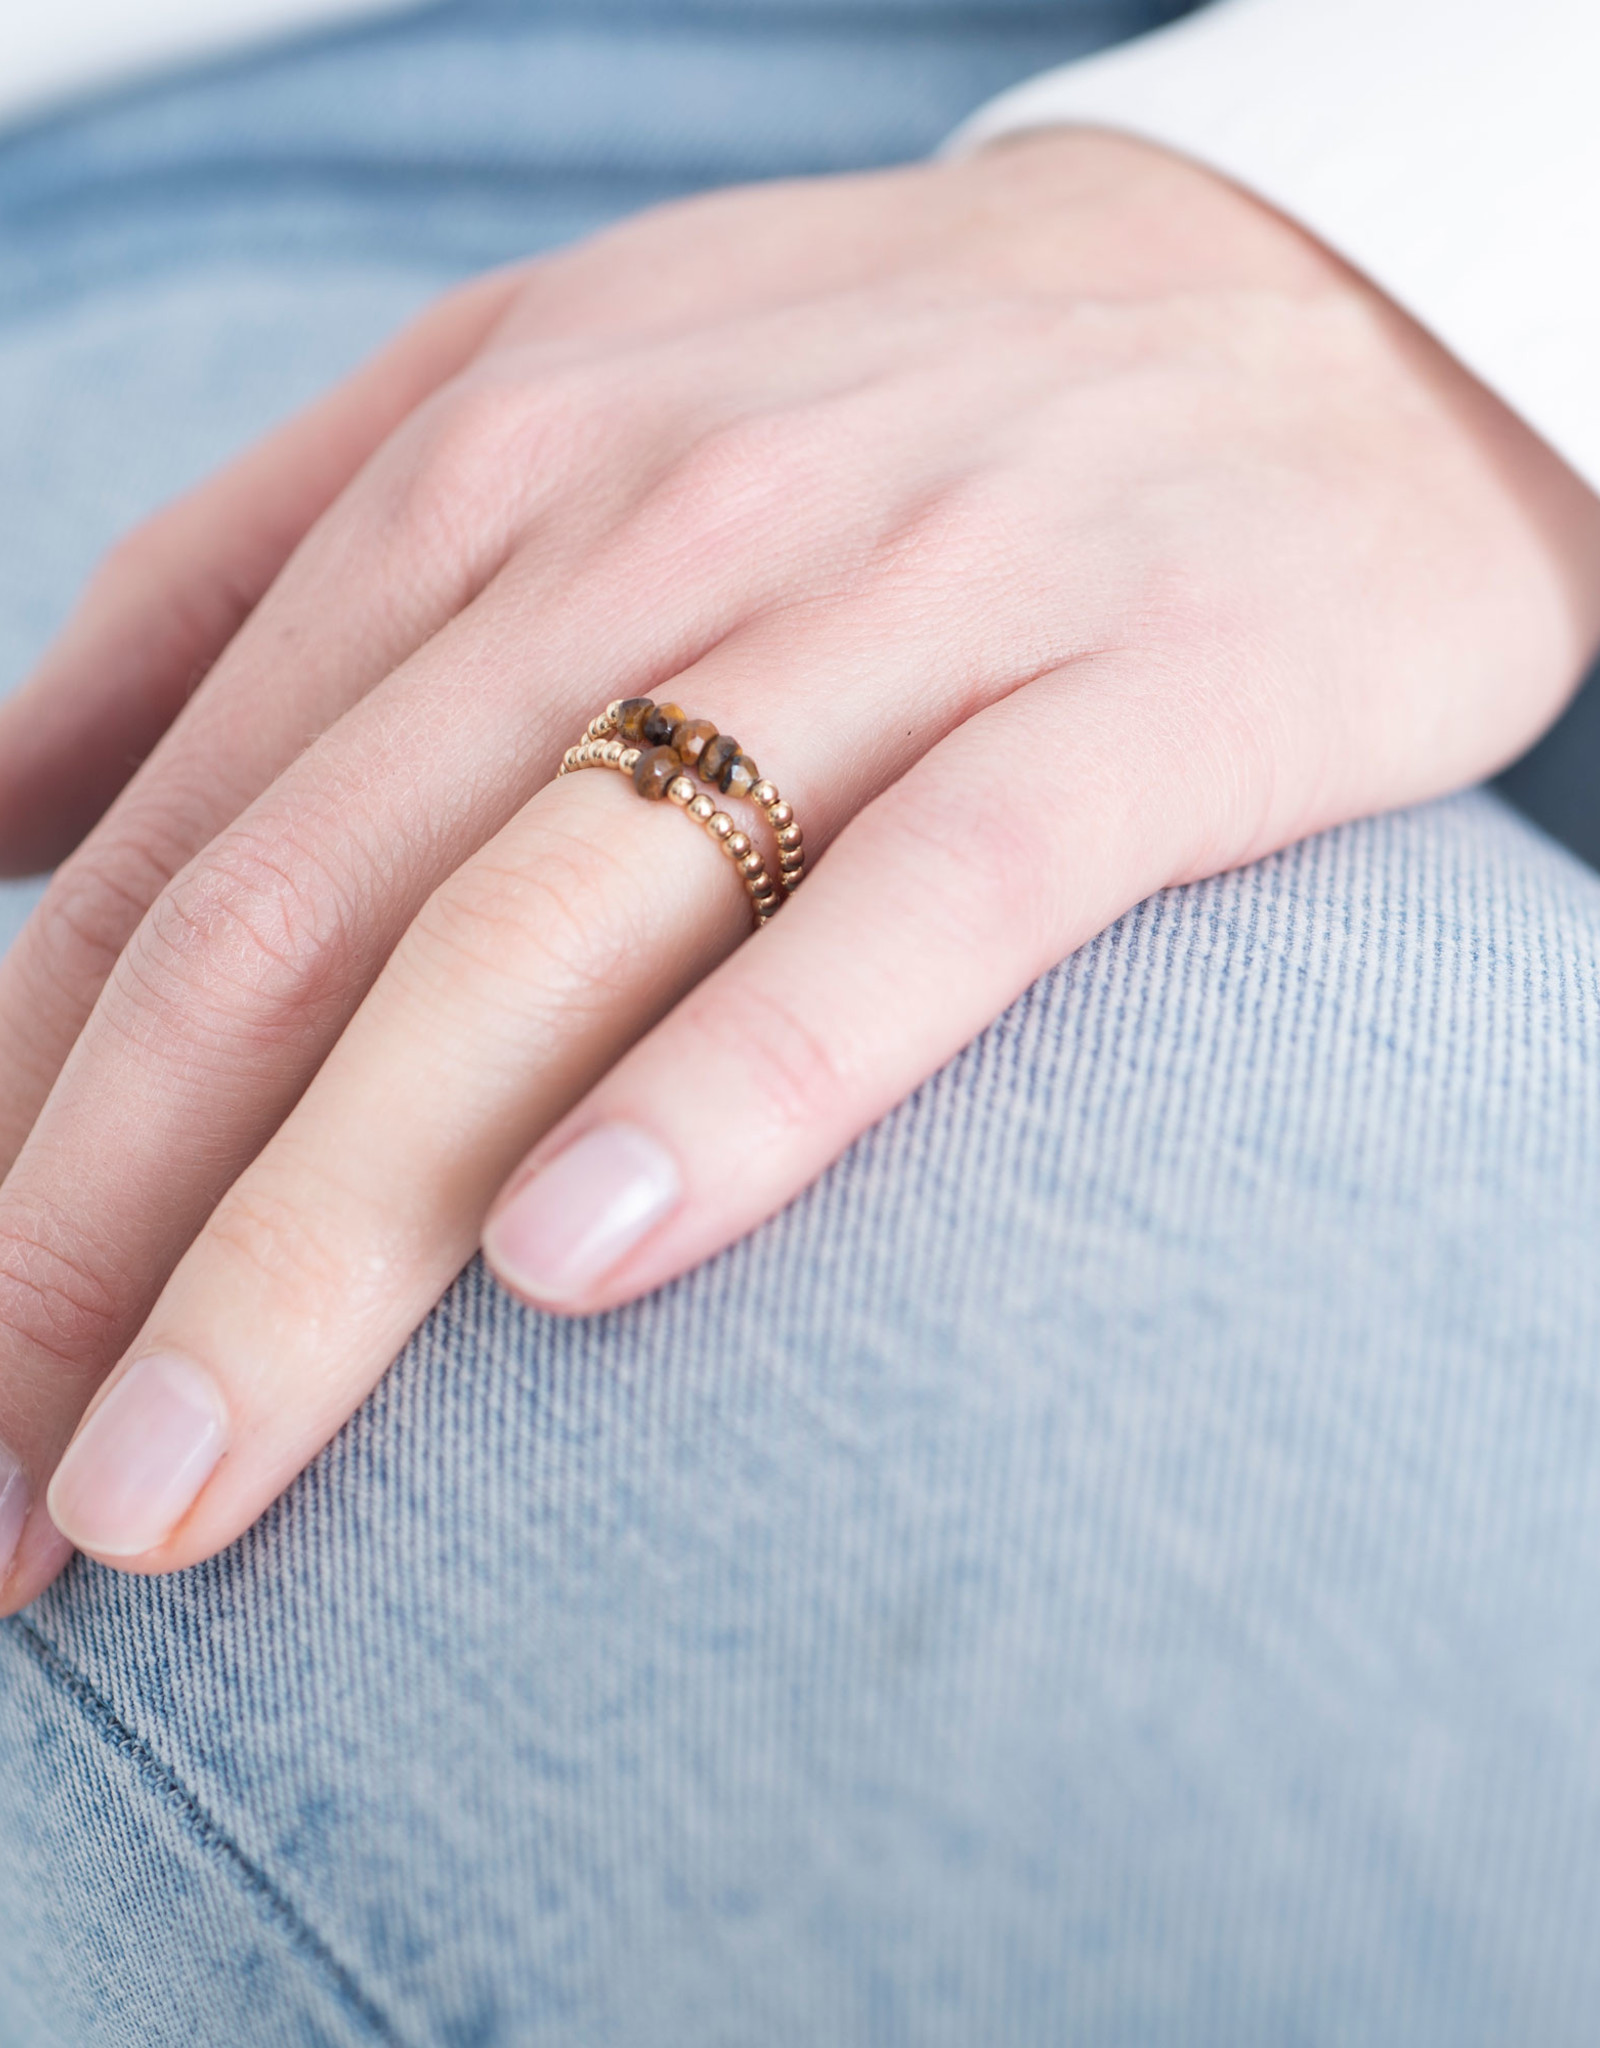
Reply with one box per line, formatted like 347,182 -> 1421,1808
558,698 -> 806,927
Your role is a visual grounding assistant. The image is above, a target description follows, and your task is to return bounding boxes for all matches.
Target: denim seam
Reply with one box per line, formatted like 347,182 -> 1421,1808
3,1615 -> 410,2048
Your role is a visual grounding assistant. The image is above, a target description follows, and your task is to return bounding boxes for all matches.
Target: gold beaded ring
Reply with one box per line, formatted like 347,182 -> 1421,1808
557,697 -> 806,927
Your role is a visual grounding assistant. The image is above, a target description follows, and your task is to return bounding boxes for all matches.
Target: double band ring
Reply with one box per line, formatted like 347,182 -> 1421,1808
558,698 -> 806,926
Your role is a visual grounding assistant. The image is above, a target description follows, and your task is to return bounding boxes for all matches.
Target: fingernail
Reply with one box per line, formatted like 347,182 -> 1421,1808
0,1440 -> 27,1585
47,1354 -> 229,1559
485,1122 -> 682,1304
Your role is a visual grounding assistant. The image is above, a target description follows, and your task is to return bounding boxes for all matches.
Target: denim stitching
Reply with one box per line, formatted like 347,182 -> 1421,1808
2,1616 -> 410,2048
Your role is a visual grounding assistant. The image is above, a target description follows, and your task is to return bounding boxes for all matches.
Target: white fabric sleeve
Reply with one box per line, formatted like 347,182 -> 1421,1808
0,1 -> 423,130
949,0 -> 1600,496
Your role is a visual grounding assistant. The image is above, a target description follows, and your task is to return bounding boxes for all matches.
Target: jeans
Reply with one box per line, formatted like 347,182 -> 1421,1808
2,5 -> 1599,2044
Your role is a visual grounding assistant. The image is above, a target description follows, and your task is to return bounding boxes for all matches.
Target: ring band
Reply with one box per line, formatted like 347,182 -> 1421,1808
558,698 -> 806,926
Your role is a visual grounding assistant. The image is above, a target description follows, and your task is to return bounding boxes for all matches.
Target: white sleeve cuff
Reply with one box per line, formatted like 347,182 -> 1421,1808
950,0 -> 1600,497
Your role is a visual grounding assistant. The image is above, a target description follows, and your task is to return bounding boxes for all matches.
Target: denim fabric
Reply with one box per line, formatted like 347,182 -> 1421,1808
3,6 -> 1600,2046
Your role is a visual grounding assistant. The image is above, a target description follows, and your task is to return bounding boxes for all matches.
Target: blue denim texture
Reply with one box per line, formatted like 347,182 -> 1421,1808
3,5 -> 1600,2044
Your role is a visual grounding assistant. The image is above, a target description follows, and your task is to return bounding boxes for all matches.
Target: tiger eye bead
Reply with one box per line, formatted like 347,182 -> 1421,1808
719,752 -> 760,800
641,701 -> 685,747
633,745 -> 682,799
616,697 -> 653,741
670,717 -> 718,767
699,733 -> 740,786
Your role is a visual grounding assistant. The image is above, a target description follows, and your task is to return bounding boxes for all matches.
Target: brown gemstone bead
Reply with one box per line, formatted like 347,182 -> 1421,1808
719,752 -> 761,800
616,697 -> 654,741
641,701 -> 686,748
670,717 -> 718,767
632,745 -> 682,799
698,733 -> 740,786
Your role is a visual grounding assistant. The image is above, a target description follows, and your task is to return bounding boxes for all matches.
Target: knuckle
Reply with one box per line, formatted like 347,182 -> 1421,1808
111,832 -> 361,1057
875,471 -> 1027,603
381,367 -> 604,564
0,1200 -> 124,1374
23,842 -> 173,1005
372,385 -> 519,579
203,1173 -> 356,1307
405,834 -> 638,1018
663,414 -> 816,536
684,975 -> 852,1140
405,377 -> 515,495
888,795 -> 1054,952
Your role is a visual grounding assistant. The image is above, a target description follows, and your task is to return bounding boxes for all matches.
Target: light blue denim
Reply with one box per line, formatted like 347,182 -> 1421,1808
3,5 -> 1600,2044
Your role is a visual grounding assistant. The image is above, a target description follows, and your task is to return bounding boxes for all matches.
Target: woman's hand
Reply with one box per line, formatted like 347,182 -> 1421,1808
0,130 -> 1596,1604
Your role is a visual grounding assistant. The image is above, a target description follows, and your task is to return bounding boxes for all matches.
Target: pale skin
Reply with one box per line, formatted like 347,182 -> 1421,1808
0,128 -> 1597,1610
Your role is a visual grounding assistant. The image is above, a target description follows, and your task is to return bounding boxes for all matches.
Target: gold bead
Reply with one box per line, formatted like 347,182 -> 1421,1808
776,824 -> 802,851
767,801 -> 794,830
752,781 -> 779,808
687,794 -> 715,822
724,831 -> 751,859
708,812 -> 734,839
780,850 -> 805,872
605,699 -> 623,723
739,849 -> 765,878
619,748 -> 641,771
604,739 -> 623,765
666,775 -> 695,805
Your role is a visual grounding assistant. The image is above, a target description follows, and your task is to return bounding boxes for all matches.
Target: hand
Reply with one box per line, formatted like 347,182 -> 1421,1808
1,131 -> 1596,1605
